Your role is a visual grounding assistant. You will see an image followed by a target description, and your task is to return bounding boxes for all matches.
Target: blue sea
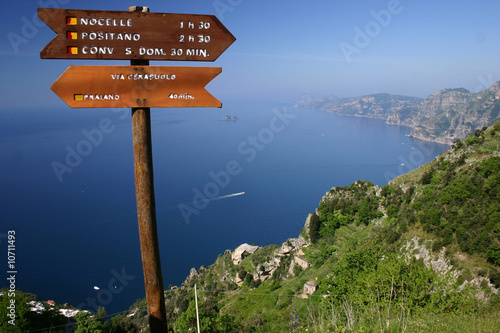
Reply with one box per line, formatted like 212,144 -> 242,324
0,100 -> 449,314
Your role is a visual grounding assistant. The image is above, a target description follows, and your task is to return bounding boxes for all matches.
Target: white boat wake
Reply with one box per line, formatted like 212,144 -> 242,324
210,192 -> 245,201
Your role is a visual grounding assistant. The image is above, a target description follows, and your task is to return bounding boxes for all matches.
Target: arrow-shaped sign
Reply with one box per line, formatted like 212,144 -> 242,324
38,8 -> 235,61
50,66 -> 222,108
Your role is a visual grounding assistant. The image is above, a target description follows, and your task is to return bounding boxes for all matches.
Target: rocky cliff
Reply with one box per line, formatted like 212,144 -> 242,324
296,82 -> 500,144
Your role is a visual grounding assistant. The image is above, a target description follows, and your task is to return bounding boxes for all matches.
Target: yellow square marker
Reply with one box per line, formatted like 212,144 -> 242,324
66,17 -> 77,25
74,94 -> 83,101
67,47 -> 78,55
67,32 -> 78,40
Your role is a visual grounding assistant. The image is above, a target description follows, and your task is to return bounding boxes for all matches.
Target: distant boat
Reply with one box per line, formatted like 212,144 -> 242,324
221,115 -> 238,121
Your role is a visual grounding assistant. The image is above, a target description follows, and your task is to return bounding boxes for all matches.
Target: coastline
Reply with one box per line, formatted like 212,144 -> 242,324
301,106 -> 455,145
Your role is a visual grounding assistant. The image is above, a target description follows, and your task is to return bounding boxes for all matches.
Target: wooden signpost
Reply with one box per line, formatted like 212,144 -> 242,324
39,5 -> 235,332
38,8 -> 235,61
50,65 -> 222,108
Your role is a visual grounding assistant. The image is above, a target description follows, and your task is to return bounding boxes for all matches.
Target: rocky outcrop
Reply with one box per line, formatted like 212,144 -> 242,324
181,267 -> 199,287
400,236 -> 499,302
400,237 -> 459,279
228,218 -> 313,285
399,85 -> 500,144
256,257 -> 281,282
296,82 -> 500,144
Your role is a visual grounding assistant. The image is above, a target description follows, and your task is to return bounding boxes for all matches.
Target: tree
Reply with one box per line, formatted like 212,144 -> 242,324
0,291 -> 31,332
75,309 -> 108,333
309,213 -> 321,243
175,301 -> 215,332
319,210 -> 352,236
110,314 -> 140,333
487,245 -> 500,266
216,313 -> 238,333
420,169 -> 434,185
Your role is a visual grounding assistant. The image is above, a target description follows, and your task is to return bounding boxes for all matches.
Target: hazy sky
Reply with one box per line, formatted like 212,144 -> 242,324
1,0 -> 500,108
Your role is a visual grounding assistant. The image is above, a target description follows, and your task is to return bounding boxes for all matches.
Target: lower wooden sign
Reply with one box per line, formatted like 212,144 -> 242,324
50,66 -> 222,108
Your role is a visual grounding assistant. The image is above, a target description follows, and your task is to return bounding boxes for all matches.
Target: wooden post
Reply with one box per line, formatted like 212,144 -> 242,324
38,6 -> 234,331
130,6 -> 168,332
195,284 -> 201,333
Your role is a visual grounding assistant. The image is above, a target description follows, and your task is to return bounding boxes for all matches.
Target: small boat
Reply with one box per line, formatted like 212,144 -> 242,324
221,115 -> 238,121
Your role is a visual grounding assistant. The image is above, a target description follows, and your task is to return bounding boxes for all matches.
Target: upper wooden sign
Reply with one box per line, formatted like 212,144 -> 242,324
38,8 -> 236,61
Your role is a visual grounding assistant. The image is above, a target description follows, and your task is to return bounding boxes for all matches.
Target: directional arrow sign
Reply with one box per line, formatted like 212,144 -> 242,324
50,66 -> 222,108
38,8 -> 236,61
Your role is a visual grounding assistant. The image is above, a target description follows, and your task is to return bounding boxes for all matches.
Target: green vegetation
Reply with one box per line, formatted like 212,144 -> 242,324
0,290 -> 66,333
0,290 -> 140,333
386,126 -> 500,258
75,308 -> 108,333
147,122 -> 499,332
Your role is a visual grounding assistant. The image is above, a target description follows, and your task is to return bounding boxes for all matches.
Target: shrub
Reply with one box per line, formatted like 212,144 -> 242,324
309,213 -> 320,244
421,169 -> 434,185
453,140 -> 464,150
494,121 -> 500,131
487,245 -> 500,266
465,136 -> 481,146
490,270 -> 500,288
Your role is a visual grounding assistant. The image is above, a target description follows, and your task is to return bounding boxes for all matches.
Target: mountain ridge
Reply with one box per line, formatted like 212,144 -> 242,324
296,82 -> 500,144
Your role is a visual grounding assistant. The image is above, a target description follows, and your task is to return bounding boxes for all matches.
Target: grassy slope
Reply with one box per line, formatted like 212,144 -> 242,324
127,123 -> 500,332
